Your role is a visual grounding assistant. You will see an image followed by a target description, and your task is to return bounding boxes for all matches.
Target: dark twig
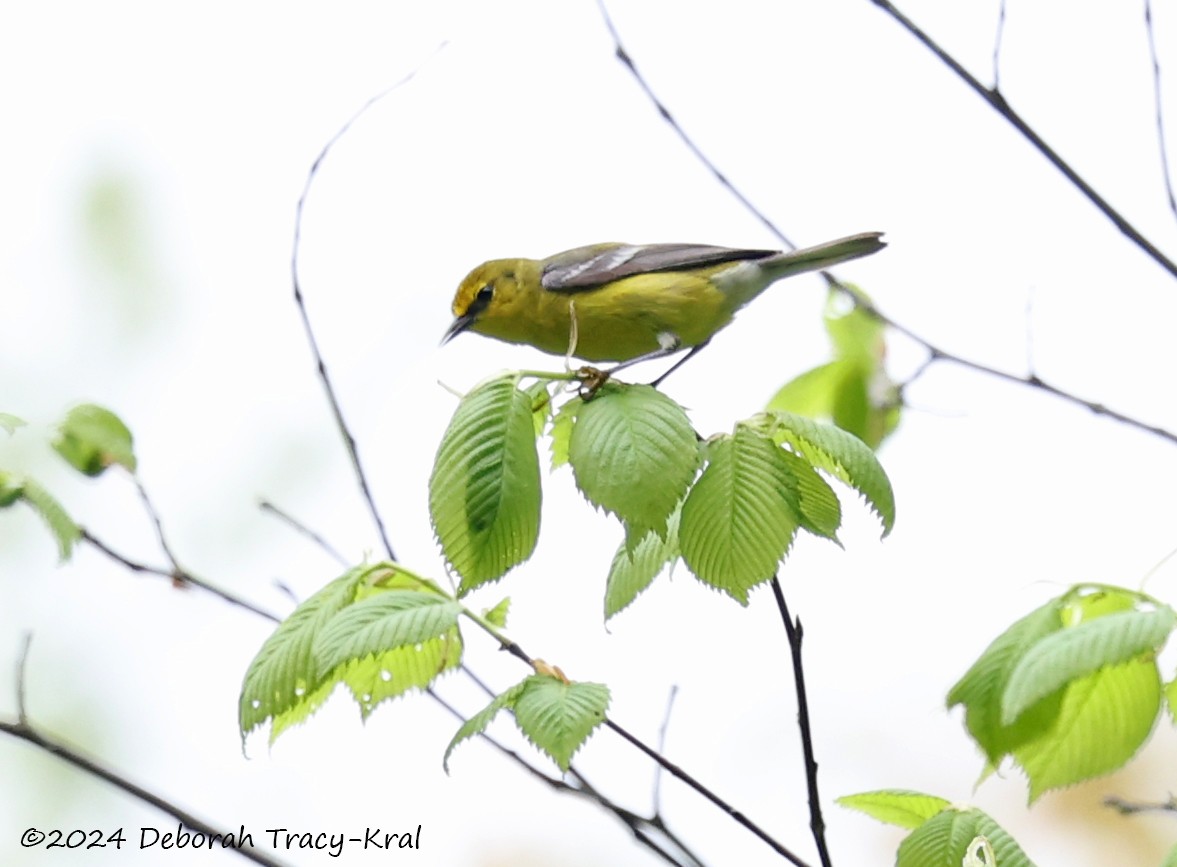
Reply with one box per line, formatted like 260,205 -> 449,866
652,685 -> 679,815
290,65 -> 447,564
1145,0 -> 1177,223
257,499 -> 349,566
771,578 -> 832,867
82,516 -> 697,867
569,768 -> 706,867
991,0 -> 1007,91
593,0 -> 1177,448
851,291 -> 1177,445
2,641 -> 290,867
868,0 -> 1177,280
132,476 -> 184,577
0,721 -> 292,867
593,0 -> 798,252
1104,793 -> 1177,815
429,684 -> 702,867
80,528 -> 281,622
605,719 -> 811,867
467,623 -> 799,863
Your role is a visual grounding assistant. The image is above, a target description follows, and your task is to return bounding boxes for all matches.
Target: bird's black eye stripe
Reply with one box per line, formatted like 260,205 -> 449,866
467,283 -> 494,316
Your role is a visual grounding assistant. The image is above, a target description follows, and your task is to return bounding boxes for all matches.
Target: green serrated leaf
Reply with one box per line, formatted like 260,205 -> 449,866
269,676 -> 340,743
1015,657 -> 1161,801
0,471 -> 24,507
0,413 -> 26,435
567,385 -> 698,535
1002,606 -> 1176,724
512,675 -> 610,771
948,600 -> 1066,764
340,634 -> 463,719
549,395 -> 583,470
444,680 -> 529,773
775,447 -> 842,542
763,409 -> 895,534
312,590 -> 462,678
429,376 -> 542,594
896,807 -> 1036,867
836,789 -> 952,830
605,507 -> 681,620
1165,677 -> 1177,725
525,380 -> 553,437
18,478 -> 81,560
53,404 -> 136,476
680,428 -> 798,603
239,565 -> 371,743
484,597 -> 510,628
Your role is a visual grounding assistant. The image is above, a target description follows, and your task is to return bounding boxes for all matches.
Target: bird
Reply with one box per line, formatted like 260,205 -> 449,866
443,232 -> 885,382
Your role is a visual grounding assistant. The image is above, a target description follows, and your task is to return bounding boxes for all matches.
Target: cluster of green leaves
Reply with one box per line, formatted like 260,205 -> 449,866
838,790 -> 1034,867
947,585 -> 1175,800
0,404 -> 136,559
429,373 -> 895,616
239,563 -> 464,740
237,560 -> 610,770
767,287 -> 900,449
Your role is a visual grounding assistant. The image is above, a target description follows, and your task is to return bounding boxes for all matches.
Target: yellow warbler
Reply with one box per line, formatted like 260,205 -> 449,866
444,232 -> 884,369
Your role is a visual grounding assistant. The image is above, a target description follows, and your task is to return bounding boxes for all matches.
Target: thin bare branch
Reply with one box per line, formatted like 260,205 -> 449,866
0,718 -> 290,867
4,640 -> 289,866
593,0 -> 1177,448
771,578 -> 832,867
605,719 -> 812,867
1104,793 -> 1177,815
853,291 -> 1177,445
1144,0 -> 1177,223
133,475 -> 184,578
258,499 -> 349,566
593,0 -> 799,251
991,0 -> 1008,90
290,55 -> 447,563
80,528 -> 281,622
652,685 -> 679,815
868,0 -> 1177,280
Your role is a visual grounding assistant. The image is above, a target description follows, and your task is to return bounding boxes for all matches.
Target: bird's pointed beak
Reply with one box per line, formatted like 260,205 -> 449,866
441,313 -> 476,345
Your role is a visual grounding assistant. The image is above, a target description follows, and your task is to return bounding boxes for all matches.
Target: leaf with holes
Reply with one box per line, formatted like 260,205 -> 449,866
239,566 -> 371,742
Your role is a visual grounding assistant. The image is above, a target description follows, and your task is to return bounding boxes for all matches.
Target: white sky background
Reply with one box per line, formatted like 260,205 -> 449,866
3,1 -> 1177,865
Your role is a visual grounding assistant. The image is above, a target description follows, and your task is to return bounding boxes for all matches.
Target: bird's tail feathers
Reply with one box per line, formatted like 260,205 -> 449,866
762,231 -> 886,281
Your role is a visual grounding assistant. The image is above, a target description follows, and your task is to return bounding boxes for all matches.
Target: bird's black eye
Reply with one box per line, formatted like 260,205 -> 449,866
465,283 -> 494,318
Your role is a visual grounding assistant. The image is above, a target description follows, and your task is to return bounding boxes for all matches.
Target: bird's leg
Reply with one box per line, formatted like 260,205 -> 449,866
649,339 -> 709,387
575,333 -> 707,398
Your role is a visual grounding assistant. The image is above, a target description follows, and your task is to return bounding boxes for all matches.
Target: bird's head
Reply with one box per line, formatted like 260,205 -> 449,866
443,259 -> 529,345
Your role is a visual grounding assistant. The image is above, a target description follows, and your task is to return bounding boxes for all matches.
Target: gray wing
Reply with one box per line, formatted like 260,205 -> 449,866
540,243 -> 778,292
